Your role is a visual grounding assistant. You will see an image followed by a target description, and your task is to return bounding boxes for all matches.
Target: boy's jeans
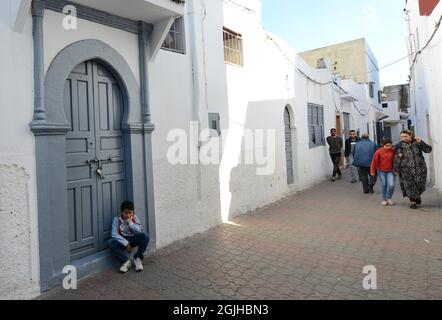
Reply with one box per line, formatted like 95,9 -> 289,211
108,233 -> 150,264
378,171 -> 395,201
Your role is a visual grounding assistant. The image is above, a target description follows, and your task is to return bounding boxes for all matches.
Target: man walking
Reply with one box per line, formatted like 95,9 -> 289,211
345,130 -> 361,184
352,133 -> 378,194
327,128 -> 343,182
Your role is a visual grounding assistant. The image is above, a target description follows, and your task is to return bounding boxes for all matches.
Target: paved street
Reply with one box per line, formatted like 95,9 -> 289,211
40,175 -> 442,300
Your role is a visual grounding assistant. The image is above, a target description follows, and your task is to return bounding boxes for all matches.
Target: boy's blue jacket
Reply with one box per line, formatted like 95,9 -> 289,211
111,215 -> 143,247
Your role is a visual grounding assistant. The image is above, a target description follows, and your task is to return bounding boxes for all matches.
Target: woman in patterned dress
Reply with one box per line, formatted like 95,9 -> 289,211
394,130 -> 432,209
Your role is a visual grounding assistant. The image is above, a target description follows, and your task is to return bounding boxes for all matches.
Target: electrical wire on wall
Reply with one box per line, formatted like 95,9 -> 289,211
330,81 -> 344,113
243,15 -> 384,118
224,0 -> 255,14
344,54 -> 412,81
334,82 -> 371,116
266,31 -> 362,115
409,13 -> 442,79
265,32 -> 333,86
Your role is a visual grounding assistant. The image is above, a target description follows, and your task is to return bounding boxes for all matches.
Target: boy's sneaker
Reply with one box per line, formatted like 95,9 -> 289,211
387,200 -> 395,206
381,201 -> 388,206
134,258 -> 144,272
120,259 -> 132,273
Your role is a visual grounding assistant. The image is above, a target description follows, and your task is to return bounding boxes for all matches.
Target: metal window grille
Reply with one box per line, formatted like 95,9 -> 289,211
162,17 -> 186,54
369,82 -> 375,98
208,113 -> 221,137
308,104 -> 325,148
223,27 -> 243,66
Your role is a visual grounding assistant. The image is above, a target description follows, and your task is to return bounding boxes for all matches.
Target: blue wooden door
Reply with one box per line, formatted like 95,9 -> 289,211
65,60 -> 127,261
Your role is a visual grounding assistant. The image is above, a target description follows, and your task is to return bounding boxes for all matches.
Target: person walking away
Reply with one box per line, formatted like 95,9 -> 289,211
352,133 -> 378,194
394,130 -> 432,209
371,139 -> 396,206
345,130 -> 361,184
327,128 -> 343,182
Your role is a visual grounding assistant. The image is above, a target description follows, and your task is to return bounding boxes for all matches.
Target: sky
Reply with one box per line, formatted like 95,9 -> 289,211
261,0 -> 410,86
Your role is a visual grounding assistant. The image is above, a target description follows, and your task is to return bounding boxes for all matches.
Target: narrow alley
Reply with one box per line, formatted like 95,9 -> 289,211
40,175 -> 442,300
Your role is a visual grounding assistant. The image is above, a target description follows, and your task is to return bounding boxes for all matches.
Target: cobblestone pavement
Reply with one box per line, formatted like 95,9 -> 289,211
40,175 -> 442,300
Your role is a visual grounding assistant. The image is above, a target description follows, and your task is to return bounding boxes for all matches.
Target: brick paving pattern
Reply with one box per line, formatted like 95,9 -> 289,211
40,176 -> 442,300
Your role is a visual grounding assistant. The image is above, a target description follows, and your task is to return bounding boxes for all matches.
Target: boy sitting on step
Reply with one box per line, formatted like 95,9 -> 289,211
108,201 -> 150,273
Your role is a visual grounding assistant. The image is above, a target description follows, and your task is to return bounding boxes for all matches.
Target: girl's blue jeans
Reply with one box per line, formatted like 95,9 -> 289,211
378,171 -> 395,201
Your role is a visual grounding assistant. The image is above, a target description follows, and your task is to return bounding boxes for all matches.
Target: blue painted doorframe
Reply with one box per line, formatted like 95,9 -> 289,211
30,1 -> 157,291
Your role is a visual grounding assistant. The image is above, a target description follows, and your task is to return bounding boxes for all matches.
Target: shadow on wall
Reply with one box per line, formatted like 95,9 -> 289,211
220,99 -> 297,222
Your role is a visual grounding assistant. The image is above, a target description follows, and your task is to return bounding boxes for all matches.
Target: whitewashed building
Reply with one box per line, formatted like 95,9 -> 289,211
1,0 -> 369,298
300,38 -> 385,145
405,0 -> 441,188
381,84 -> 410,145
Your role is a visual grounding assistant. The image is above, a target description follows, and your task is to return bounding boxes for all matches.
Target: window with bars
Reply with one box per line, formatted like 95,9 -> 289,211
369,82 -> 375,98
208,113 -> 221,137
162,17 -> 186,54
308,104 -> 325,148
223,27 -> 243,66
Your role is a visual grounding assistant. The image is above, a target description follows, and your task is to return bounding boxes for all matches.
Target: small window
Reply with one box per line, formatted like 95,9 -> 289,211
162,17 -> 186,54
308,103 -> 325,148
369,82 -> 375,98
378,90 -> 382,104
382,103 -> 389,109
208,113 -> 221,136
223,27 -> 243,66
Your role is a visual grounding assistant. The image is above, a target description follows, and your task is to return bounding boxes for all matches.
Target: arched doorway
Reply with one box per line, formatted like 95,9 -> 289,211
32,40 -> 156,290
284,106 -> 294,185
65,60 -> 127,261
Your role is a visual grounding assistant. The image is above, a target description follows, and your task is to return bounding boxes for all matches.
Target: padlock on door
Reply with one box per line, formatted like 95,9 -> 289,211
96,167 -> 105,179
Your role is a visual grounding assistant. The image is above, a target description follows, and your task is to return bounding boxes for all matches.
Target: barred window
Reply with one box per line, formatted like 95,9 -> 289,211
223,27 -> 243,66
308,103 -> 325,148
162,17 -> 186,54
369,82 -> 375,98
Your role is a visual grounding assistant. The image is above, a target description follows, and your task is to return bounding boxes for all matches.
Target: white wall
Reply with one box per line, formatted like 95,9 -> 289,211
43,10 -> 140,82
382,101 -> 405,144
0,0 -> 40,299
406,0 -> 442,189
340,79 -> 373,140
220,0 -> 338,220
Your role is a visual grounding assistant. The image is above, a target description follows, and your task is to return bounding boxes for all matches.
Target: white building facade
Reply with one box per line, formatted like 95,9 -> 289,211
405,0 -> 441,189
1,0 -> 372,298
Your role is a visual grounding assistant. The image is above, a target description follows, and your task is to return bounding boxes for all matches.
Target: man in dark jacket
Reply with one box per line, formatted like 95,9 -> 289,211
345,130 -> 361,184
353,133 -> 378,194
326,128 -> 343,182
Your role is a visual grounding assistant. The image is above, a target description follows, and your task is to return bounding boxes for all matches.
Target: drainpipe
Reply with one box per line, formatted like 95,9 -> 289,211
139,22 -> 156,250
188,0 -> 206,201
31,0 -> 46,122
